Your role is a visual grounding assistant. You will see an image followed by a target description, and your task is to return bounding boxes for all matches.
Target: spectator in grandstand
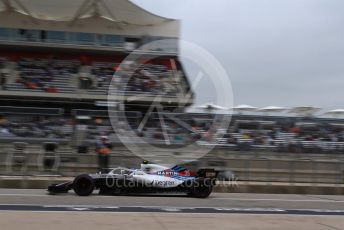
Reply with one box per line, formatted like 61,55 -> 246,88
0,72 -> 8,90
96,135 -> 112,171
43,83 -> 58,93
227,135 -> 238,145
0,58 -> 4,69
290,126 -> 300,134
0,115 -> 8,125
79,74 -> 90,89
0,126 -> 11,136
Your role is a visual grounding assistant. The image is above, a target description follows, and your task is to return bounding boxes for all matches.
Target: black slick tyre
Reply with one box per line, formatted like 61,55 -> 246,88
73,174 -> 95,196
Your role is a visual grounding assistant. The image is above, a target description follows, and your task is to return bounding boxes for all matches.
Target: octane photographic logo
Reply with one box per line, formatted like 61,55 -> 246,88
108,39 -> 233,164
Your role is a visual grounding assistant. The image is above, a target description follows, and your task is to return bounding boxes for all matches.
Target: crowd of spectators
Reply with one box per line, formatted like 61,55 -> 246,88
1,56 -> 183,96
16,58 -> 80,92
89,61 -> 180,96
1,112 -> 344,154
80,116 -> 344,149
211,119 -> 344,153
126,63 -> 179,96
107,114 -> 344,153
0,115 -> 73,139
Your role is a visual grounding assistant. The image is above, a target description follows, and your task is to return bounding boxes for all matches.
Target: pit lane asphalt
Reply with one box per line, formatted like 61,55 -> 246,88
0,189 -> 344,213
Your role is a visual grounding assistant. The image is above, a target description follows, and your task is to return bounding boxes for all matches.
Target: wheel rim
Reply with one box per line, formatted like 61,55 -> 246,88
78,178 -> 91,189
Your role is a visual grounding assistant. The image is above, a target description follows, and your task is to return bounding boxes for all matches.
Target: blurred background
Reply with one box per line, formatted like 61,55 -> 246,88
0,0 -> 344,189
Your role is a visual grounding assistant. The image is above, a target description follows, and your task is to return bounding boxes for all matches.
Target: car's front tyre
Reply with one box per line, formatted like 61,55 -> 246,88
73,174 -> 95,196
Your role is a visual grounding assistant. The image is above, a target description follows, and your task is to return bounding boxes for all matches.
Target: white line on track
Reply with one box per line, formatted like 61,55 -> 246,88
1,207 -> 344,216
0,194 -> 49,197
0,210 -> 308,216
213,198 -> 344,203
0,204 -> 344,213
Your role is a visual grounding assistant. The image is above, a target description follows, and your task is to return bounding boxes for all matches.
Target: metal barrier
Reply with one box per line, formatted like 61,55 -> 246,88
5,142 -> 28,174
38,142 -> 61,173
1,144 -> 344,184
336,159 -> 344,184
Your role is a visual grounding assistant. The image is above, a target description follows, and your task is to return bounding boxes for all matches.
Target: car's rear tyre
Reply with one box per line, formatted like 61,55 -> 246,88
73,174 -> 95,196
188,180 -> 213,198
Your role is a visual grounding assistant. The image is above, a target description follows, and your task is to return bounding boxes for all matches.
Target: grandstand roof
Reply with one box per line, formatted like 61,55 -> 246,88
258,106 -> 287,112
325,109 -> 344,115
288,106 -> 321,116
0,0 -> 173,26
232,104 -> 258,111
196,103 -> 228,111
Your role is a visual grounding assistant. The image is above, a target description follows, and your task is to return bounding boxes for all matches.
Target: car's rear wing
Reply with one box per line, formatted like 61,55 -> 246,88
196,168 -> 218,178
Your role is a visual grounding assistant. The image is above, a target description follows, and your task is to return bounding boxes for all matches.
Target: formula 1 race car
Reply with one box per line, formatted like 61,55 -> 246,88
48,161 -> 218,198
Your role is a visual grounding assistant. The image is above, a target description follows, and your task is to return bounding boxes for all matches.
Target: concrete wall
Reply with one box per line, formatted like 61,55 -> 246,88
1,143 -> 343,184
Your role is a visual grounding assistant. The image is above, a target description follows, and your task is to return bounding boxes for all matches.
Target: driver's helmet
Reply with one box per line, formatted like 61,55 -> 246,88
141,160 -> 151,173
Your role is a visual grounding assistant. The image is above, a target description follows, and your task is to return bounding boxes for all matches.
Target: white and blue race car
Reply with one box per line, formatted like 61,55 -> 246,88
48,161 -> 218,198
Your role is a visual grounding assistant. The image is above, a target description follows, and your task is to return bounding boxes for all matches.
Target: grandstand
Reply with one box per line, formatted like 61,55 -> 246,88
0,0 -> 199,173
0,0 -> 187,102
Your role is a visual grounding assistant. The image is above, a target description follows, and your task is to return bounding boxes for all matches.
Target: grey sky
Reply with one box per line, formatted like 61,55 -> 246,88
132,0 -> 344,110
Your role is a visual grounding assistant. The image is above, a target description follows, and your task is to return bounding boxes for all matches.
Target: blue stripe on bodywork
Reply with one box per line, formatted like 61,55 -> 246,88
171,165 -> 186,172
171,165 -> 178,170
